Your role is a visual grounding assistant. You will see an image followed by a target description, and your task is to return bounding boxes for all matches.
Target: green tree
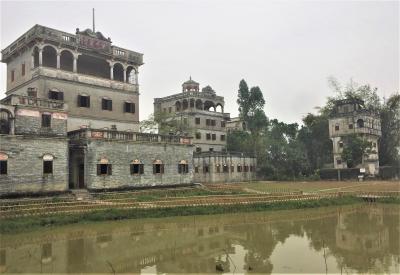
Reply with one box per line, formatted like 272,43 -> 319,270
341,134 -> 372,168
140,112 -> 193,136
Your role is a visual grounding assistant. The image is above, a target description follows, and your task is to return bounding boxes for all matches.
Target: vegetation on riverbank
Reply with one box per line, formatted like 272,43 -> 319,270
1,195 -> 399,234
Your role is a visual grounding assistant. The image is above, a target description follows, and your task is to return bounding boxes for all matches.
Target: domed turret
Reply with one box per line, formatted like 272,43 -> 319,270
182,76 -> 199,92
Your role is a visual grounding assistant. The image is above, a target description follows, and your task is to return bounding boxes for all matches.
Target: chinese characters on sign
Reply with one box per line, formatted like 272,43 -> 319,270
78,35 -> 111,52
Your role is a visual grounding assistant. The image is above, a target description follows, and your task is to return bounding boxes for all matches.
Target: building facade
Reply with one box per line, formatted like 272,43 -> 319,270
329,99 -> 381,175
154,78 -> 230,152
1,24 -> 142,132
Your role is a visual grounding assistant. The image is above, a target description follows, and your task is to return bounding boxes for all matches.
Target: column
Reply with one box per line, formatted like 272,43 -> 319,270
56,52 -> 61,69
110,65 -> 114,80
135,71 -> 138,84
31,55 -> 35,69
123,68 -> 126,82
73,56 -> 78,73
38,49 -> 43,66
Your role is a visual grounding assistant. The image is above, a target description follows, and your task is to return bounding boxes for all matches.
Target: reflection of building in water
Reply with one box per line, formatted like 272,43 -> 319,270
1,206 -> 398,273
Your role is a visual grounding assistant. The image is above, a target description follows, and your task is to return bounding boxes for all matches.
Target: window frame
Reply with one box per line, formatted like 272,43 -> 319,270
124,102 -> 135,113
41,113 -> 52,128
43,160 -> 53,175
77,95 -> 90,108
0,160 -> 7,175
102,98 -> 113,111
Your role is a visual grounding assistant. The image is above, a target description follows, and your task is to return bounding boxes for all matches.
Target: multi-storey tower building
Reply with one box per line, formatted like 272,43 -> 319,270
154,78 -> 230,152
1,24 -> 143,131
328,99 -> 381,175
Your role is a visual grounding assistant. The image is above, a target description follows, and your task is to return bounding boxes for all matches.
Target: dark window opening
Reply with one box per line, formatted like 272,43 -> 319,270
203,165 -> 209,173
21,63 -> 25,76
0,161 -> 7,175
335,125 -> 339,131
194,166 -> 199,173
212,134 -> 216,140
357,119 -> 364,128
48,90 -> 64,101
223,165 -> 229,173
97,164 -> 112,176
130,164 -> 144,175
206,119 -> 210,126
206,133 -> 211,140
237,165 -> 242,172
102,98 -> 113,111
124,102 -> 135,113
221,121 -> 226,127
209,148 -> 214,152
211,120 -> 216,126
349,124 -> 353,129
153,164 -> 164,174
78,95 -> 90,108
220,135 -> 226,141
11,70 -> 15,82
43,160 -> 53,174
178,164 -> 189,174
195,132 -> 201,139
195,117 -> 200,124
230,165 -> 235,172
244,165 -> 249,172
41,114 -> 51,128
337,159 -> 342,165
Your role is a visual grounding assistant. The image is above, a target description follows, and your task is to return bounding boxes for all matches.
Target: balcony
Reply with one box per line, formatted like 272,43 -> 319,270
32,67 -> 138,92
68,128 -> 193,145
1,94 -> 65,110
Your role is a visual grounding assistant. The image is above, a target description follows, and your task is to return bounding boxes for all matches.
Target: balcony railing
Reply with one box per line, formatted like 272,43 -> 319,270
1,94 -> 65,110
68,128 -> 192,145
194,151 -> 255,158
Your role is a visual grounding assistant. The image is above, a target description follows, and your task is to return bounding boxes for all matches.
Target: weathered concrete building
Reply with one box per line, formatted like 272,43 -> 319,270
329,99 -> 381,175
1,24 -> 142,132
154,78 -> 230,152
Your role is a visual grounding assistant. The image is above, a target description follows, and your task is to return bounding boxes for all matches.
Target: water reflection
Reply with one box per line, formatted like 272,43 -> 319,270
1,204 -> 399,274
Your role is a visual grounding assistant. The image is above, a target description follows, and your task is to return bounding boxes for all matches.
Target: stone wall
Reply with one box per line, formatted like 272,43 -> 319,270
0,135 -> 69,194
193,154 -> 257,183
70,139 -> 194,190
14,107 -> 67,136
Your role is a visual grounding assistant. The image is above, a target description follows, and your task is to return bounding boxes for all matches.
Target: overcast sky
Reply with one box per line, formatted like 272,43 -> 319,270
1,0 -> 398,123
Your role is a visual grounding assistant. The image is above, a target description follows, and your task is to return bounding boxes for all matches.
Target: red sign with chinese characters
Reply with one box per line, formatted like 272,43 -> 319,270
78,35 -> 111,52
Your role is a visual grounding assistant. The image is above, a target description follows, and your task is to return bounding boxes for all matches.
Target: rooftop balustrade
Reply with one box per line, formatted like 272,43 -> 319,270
68,128 -> 192,145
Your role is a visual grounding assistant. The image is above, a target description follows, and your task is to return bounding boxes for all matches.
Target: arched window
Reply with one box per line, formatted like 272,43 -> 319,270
204,101 -> 215,111
178,160 -> 189,174
60,50 -> 73,71
153,159 -> 164,174
195,99 -> 203,110
182,99 -> 189,110
113,63 -> 124,82
189,99 -> 195,108
97,157 -> 112,176
0,109 -> 12,135
215,104 -> 223,113
42,46 -> 57,68
357,119 -> 364,128
175,101 -> 181,112
130,159 -> 144,175
43,154 -> 54,175
77,54 -> 109,79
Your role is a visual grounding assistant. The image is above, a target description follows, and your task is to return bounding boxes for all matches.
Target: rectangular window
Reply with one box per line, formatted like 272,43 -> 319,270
41,114 -> 51,128
223,165 -> 229,173
195,117 -> 200,125
153,164 -> 164,174
211,120 -> 216,126
349,124 -> 353,129
220,135 -> 226,141
206,133 -> 211,140
206,119 -> 210,126
221,121 -> 226,127
0,161 -> 7,175
209,147 -> 214,152
21,63 -> 25,76
244,165 -> 249,172
212,134 -> 216,140
97,164 -> 112,176
203,165 -> 209,173
195,132 -> 201,139
335,125 -> 339,131
48,90 -> 64,100
11,70 -> 15,82
102,98 -> 112,111
194,166 -> 199,173
230,165 -> 235,172
130,164 -> 144,175
124,102 -> 135,113
336,159 -> 342,165
43,160 -> 53,174
237,165 -> 242,172
78,95 -> 90,108
178,164 -> 189,174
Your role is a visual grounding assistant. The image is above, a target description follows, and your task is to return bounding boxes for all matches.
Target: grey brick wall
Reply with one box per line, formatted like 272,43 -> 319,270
14,108 -> 67,137
73,140 -> 194,190
0,135 -> 69,194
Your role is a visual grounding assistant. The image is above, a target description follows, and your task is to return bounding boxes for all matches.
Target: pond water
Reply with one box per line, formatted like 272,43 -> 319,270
1,204 -> 399,274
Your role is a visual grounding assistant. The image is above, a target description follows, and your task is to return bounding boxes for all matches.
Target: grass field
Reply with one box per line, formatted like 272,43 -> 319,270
233,180 -> 400,193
